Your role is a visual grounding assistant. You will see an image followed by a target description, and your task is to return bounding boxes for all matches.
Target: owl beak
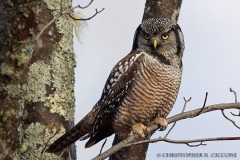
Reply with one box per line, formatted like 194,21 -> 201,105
153,39 -> 158,50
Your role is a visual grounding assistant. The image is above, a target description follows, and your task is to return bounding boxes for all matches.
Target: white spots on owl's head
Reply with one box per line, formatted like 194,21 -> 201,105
141,18 -> 176,35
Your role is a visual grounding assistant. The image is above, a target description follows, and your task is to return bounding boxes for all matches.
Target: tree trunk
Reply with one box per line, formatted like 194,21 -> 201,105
142,0 -> 183,22
0,0 -> 75,159
109,0 -> 183,159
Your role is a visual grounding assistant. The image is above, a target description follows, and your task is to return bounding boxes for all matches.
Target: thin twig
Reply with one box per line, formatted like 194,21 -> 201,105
125,136 -> 240,148
36,1 -> 104,40
99,139 -> 107,155
230,111 -> 240,116
164,97 -> 191,138
182,97 -> 192,113
196,92 -> 208,116
68,8 -> 105,21
164,122 -> 176,138
41,130 -> 58,156
229,88 -> 239,116
221,110 -> 240,129
35,17 -> 57,40
230,88 -> 238,103
78,0 -> 94,9
186,141 -> 207,147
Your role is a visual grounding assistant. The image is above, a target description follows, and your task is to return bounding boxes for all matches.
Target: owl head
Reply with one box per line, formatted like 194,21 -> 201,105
132,18 -> 185,67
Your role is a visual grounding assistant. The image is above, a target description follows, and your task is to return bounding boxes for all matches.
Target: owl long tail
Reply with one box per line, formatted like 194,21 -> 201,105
46,114 -> 92,153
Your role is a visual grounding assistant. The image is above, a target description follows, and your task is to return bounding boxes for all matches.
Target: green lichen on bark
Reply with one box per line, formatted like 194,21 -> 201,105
42,0 -> 75,121
0,1 -> 40,158
21,0 -> 75,158
0,63 -> 18,78
0,0 -> 75,159
25,61 -> 51,102
16,43 -> 35,67
19,122 -> 65,159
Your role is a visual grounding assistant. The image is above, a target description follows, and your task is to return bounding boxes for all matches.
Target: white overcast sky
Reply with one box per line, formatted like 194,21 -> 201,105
72,0 -> 240,159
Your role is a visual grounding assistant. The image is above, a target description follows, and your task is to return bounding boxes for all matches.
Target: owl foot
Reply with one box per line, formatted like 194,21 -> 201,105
131,123 -> 149,138
151,117 -> 168,131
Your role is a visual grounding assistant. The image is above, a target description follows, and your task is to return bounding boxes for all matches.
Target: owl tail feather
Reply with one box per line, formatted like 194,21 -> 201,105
46,116 -> 92,153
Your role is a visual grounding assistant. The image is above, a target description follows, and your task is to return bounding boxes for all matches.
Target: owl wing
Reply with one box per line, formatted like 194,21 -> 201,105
85,51 -> 144,147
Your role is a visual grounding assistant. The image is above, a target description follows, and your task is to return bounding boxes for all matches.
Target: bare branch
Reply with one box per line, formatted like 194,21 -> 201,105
196,92 -> 208,116
164,122 -> 176,138
93,103 -> 240,160
35,17 -> 57,40
36,1 -> 104,40
230,87 -> 238,103
186,141 -> 207,147
182,97 -> 192,112
164,97 -> 191,138
99,139 -> 107,155
229,88 -> 239,116
41,128 -> 59,157
126,136 -> 240,147
230,111 -> 240,116
68,8 -> 105,21
77,0 -> 94,9
221,110 -> 240,129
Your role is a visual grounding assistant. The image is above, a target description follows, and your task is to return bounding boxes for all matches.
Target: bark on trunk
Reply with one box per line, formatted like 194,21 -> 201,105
142,0 -> 183,22
0,0 -> 75,159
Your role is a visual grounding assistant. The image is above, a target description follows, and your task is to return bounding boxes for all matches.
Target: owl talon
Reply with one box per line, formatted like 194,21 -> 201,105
131,123 -> 149,138
152,117 -> 168,131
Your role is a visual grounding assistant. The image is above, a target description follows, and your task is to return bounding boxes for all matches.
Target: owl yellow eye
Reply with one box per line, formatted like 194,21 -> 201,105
161,33 -> 169,40
145,34 -> 151,40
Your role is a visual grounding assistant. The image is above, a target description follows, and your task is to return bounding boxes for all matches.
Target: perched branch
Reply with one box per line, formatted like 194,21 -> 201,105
93,103 -> 240,160
221,110 -> 240,129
